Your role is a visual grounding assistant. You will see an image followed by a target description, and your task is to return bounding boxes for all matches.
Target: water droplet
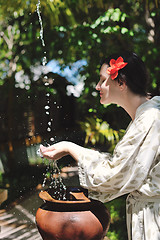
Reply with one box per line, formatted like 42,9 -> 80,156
42,56 -> 47,66
46,111 -> 49,115
45,106 -> 50,110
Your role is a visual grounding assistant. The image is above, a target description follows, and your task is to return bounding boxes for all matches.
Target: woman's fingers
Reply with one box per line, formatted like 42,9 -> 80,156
42,150 -> 57,160
40,144 -> 54,152
40,146 -> 55,158
39,142 -> 67,161
40,145 -> 47,152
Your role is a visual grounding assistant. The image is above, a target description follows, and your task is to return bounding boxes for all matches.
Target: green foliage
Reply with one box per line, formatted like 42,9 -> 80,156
79,116 -> 125,151
0,0 -> 159,99
0,171 -> 3,184
107,231 -> 119,240
105,196 -> 128,240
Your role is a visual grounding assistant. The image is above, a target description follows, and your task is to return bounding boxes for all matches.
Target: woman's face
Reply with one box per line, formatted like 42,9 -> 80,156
96,63 -> 121,105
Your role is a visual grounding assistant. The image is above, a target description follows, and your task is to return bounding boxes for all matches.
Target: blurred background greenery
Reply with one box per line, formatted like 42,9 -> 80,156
0,0 -> 159,239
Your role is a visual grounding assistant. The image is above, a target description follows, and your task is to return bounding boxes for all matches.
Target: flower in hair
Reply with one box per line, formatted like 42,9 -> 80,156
107,56 -> 128,80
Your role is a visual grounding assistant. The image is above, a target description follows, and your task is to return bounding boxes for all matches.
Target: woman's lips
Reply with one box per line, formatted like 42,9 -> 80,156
100,92 -> 103,97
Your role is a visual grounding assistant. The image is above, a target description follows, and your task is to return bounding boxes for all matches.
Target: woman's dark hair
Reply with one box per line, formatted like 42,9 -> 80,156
101,51 -> 149,96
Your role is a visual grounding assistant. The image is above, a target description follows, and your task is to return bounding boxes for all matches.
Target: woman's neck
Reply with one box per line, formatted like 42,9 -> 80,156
120,92 -> 149,121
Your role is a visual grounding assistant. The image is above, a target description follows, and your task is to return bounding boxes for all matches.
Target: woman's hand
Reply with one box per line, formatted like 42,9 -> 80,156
40,141 -> 86,162
40,141 -> 69,161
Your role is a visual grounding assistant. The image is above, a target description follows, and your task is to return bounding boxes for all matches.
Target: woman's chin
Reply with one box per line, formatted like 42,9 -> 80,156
100,98 -> 107,104
100,99 -> 110,105
100,99 -> 104,104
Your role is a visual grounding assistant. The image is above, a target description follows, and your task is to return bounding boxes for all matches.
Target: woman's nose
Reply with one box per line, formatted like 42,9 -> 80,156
96,82 -> 101,91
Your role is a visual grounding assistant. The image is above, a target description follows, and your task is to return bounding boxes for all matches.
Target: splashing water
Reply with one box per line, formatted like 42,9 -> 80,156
41,157 -> 66,200
49,161 -> 66,200
37,144 -> 66,200
36,1 -> 66,200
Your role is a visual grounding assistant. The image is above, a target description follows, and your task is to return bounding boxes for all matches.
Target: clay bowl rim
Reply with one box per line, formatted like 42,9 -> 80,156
39,190 -> 91,204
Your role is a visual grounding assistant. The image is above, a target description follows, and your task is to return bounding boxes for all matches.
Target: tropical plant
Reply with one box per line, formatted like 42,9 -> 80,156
79,116 -> 125,151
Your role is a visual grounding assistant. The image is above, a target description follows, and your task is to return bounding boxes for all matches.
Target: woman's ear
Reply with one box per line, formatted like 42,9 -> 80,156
120,82 -> 127,91
118,78 -> 126,91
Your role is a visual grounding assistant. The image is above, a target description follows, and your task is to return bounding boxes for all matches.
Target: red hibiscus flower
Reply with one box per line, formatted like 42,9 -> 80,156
107,57 -> 128,80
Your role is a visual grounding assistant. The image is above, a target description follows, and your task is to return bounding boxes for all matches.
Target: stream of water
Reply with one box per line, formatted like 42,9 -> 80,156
36,0 -> 67,200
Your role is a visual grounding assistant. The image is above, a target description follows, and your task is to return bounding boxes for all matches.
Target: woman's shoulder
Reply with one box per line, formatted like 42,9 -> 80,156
136,96 -> 160,119
135,97 -> 160,129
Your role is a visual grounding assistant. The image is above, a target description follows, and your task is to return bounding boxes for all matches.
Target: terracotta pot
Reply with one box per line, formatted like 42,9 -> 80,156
36,187 -> 110,240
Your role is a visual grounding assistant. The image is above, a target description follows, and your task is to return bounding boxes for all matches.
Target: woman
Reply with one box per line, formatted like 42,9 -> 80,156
40,52 -> 160,240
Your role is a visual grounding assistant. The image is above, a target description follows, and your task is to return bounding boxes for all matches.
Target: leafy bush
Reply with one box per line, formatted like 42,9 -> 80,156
79,116 -> 125,151
105,196 -> 128,240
